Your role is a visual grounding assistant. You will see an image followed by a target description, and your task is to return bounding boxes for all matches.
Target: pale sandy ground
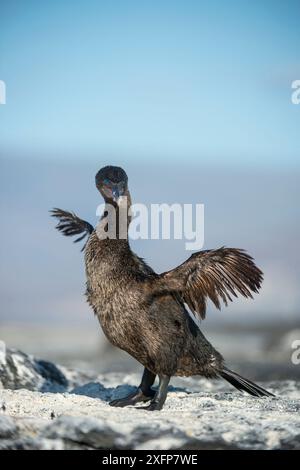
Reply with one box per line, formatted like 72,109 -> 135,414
0,348 -> 300,450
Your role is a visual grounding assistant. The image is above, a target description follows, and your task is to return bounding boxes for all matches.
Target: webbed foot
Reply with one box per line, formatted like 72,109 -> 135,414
109,388 -> 155,407
138,400 -> 163,411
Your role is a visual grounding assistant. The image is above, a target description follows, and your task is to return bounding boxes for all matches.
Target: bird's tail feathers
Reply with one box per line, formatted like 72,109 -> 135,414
220,367 -> 274,397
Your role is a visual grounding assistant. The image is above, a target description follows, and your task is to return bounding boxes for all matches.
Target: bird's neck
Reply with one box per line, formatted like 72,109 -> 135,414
96,191 -> 132,241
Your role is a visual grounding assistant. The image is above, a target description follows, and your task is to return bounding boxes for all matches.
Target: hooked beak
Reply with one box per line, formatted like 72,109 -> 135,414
112,185 -> 120,203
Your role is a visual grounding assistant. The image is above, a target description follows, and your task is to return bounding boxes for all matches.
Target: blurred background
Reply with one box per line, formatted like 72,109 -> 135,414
0,0 -> 299,380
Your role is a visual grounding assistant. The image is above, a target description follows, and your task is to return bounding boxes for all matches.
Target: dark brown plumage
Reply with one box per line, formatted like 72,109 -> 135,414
159,247 -> 263,319
51,208 -> 93,251
51,165 -> 274,410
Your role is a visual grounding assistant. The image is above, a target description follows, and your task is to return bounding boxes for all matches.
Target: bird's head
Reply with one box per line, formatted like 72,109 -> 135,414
95,166 -> 128,205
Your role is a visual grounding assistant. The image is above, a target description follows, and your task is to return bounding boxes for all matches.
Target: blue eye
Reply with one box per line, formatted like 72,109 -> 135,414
103,178 -> 111,186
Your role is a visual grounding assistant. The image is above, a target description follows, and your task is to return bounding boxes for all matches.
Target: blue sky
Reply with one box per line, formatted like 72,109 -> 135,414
0,0 -> 299,167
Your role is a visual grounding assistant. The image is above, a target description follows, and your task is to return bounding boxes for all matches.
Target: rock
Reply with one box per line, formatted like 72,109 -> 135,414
43,416 -> 123,449
0,347 -> 67,392
0,346 -> 93,392
0,415 -> 17,439
0,347 -> 300,450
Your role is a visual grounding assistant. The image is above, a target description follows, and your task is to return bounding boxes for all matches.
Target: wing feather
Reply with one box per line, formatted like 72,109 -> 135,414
159,247 -> 263,319
50,208 -> 94,251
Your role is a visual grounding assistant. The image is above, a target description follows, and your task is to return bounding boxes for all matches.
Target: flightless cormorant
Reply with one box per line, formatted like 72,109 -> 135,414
51,165 -> 274,411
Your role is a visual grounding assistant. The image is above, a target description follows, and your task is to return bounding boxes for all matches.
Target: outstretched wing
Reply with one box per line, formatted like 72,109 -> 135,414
50,208 -> 94,251
159,247 -> 263,319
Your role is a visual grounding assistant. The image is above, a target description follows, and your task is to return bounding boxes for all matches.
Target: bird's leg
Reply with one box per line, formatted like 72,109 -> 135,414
109,368 -> 156,407
139,368 -> 156,397
141,375 -> 170,411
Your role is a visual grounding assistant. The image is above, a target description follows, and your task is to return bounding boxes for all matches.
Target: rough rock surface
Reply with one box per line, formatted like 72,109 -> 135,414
0,348 -> 300,450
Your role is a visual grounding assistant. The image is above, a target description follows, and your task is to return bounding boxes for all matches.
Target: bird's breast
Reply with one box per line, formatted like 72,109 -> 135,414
85,267 -> 142,349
